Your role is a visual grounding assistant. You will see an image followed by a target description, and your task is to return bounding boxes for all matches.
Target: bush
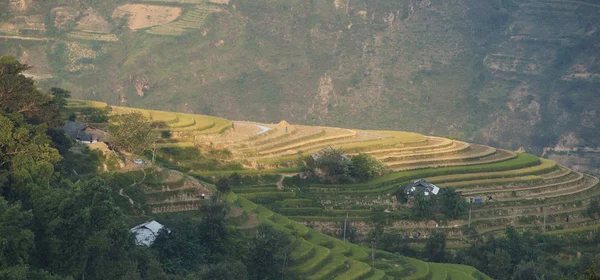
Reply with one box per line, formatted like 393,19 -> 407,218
583,199 -> 600,218
349,153 -> 385,181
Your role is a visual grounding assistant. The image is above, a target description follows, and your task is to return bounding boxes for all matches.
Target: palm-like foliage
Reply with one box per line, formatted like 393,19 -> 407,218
442,188 -> 467,219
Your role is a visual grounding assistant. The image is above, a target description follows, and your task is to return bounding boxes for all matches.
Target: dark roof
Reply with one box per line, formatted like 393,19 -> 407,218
311,146 -> 350,161
62,121 -> 88,139
403,179 -> 441,196
61,121 -> 110,142
84,126 -> 110,142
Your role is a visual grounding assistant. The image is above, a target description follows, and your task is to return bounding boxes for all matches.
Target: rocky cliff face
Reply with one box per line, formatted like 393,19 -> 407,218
0,0 -> 598,156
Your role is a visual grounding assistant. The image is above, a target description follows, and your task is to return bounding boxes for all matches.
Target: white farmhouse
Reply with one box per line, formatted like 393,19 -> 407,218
130,220 -> 165,246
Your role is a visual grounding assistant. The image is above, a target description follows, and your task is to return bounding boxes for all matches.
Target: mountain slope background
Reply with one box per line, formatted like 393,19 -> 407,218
1,0 -> 599,166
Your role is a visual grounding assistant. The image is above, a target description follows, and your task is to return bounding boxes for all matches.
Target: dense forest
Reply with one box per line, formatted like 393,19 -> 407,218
0,56 -> 297,280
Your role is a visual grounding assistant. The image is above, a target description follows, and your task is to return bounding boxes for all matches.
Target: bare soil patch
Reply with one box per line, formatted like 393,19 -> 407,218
112,4 -> 182,30
75,8 -> 111,33
9,0 -> 30,12
51,7 -> 78,30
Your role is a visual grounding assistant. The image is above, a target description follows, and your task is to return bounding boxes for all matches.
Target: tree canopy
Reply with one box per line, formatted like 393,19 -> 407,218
108,112 -> 159,155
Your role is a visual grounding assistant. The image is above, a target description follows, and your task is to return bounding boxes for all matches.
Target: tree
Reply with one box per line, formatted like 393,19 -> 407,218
201,261 -> 247,280
215,177 -> 231,194
378,233 -> 418,257
411,193 -> 432,219
0,56 -> 64,127
108,112 -> 160,156
486,249 -> 511,280
0,198 -> 34,269
441,188 -> 467,219
584,199 -> 600,219
512,261 -> 556,280
198,196 -> 230,258
337,217 -> 358,243
314,148 -> 350,178
151,216 -> 209,275
0,113 -> 62,204
247,224 -> 295,280
394,186 -> 408,204
31,178 -> 141,279
349,153 -> 384,181
424,231 -> 446,262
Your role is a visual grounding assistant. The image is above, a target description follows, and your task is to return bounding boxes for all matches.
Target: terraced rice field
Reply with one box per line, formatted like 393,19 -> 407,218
203,122 -> 600,241
67,31 -> 119,41
146,4 -> 221,36
227,192 -> 491,280
68,99 -> 599,279
66,99 -> 233,147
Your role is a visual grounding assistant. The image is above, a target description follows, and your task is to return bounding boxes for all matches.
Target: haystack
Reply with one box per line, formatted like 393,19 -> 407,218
277,120 -> 290,127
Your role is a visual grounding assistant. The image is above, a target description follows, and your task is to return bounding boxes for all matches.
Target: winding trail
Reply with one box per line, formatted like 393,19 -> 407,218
119,188 -> 135,206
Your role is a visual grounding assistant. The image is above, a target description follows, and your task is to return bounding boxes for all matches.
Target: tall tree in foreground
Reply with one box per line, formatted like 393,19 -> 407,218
424,231 -> 446,263
0,56 -> 66,127
247,224 -> 296,280
108,112 -> 160,157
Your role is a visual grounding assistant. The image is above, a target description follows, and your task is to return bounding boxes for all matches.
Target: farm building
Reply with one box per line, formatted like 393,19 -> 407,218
403,179 -> 441,197
310,146 -> 350,163
62,121 -> 110,143
130,220 -> 165,246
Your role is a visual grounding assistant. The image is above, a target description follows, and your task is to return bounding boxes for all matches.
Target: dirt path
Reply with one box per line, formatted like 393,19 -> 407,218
0,35 -> 48,41
276,174 -> 299,190
119,188 -> 135,206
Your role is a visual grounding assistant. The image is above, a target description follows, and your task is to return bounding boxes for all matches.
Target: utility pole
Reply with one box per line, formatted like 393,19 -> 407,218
343,211 -> 348,242
371,240 -> 375,267
543,207 -> 547,232
468,207 -> 472,228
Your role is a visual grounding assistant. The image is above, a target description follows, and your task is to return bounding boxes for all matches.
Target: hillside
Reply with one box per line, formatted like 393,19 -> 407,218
67,99 -> 600,279
1,0 -> 599,163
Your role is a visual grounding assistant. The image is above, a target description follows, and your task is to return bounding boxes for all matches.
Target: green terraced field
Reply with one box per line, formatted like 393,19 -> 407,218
67,100 -> 599,279
227,185 -> 489,279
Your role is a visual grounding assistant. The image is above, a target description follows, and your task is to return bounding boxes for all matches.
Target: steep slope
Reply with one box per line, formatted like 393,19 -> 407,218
1,0 -> 599,158
70,100 -> 600,256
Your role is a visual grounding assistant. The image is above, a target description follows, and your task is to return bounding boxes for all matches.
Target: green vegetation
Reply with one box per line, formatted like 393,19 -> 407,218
3,0 -> 598,157
109,111 -> 160,156
4,50 -> 600,279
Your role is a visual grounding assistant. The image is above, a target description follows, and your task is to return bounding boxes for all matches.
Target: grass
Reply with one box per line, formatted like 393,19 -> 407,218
332,260 -> 372,280
67,99 -> 109,108
290,240 -> 315,263
428,263 -> 449,280
223,184 -> 492,279
309,153 -> 540,190
110,105 -> 232,135
362,268 -> 386,280
426,159 -> 557,184
402,258 -> 430,280
147,5 -> 220,36
307,254 -> 347,280
543,224 -> 600,235
291,245 -> 331,274
442,175 -> 542,188
66,98 -> 583,279
69,99 -> 232,137
67,31 -> 119,42
255,130 -> 426,165
192,167 -> 299,177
